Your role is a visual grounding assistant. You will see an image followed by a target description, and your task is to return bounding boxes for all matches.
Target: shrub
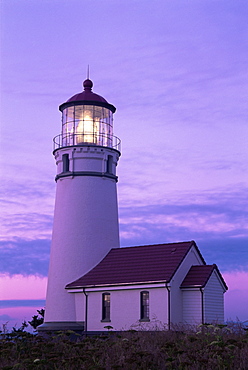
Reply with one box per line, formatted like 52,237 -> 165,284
0,322 -> 248,369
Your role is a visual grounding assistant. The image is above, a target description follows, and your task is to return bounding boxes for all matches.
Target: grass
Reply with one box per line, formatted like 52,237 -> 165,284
1,323 -> 248,369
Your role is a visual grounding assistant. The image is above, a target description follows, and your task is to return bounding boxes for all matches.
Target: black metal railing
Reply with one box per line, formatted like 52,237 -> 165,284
53,133 -> 121,152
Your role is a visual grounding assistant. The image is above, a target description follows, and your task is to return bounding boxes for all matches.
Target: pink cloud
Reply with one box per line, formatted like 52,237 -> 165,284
223,270 -> 248,290
222,270 -> 248,322
0,274 -> 47,300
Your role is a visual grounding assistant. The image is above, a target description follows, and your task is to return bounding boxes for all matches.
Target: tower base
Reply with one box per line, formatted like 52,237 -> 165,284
38,321 -> 85,334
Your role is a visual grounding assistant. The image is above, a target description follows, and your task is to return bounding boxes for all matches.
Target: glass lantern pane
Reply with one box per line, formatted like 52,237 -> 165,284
61,104 -> 114,147
75,105 -> 98,144
62,107 -> 75,146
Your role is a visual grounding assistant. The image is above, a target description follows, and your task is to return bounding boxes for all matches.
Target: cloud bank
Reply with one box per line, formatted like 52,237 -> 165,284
0,184 -> 247,277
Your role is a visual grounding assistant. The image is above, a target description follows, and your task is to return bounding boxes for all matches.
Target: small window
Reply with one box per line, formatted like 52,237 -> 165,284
102,293 -> 110,321
140,291 -> 149,321
62,154 -> 69,172
106,155 -> 113,174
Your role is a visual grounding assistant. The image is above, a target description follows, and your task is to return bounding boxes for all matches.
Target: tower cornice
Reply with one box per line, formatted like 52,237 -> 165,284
55,171 -> 118,182
59,100 -> 116,113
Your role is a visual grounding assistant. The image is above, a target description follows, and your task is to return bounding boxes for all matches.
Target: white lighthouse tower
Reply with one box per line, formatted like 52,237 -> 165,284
39,78 -> 121,332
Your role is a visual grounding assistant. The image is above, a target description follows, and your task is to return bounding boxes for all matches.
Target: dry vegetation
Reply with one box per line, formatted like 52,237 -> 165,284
1,322 -> 248,369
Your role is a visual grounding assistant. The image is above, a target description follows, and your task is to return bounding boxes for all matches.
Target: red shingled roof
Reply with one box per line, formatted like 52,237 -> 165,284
181,265 -> 228,290
66,241 -> 205,289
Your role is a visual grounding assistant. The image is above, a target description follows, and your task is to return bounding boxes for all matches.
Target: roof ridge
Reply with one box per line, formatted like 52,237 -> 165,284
115,240 -> 195,251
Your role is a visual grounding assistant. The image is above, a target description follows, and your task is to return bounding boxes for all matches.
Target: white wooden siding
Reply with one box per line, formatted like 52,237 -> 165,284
182,290 -> 202,325
204,271 -> 225,324
170,246 -> 204,324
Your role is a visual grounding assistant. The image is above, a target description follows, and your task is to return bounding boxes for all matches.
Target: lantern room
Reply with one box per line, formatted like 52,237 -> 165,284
53,79 -> 120,151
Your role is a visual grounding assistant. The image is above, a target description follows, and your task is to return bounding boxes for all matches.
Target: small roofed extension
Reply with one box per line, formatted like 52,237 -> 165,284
181,265 -> 228,325
65,241 -> 227,331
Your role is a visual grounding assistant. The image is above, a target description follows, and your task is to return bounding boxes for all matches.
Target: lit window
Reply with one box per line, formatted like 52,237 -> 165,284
140,291 -> 149,320
102,293 -> 110,321
61,105 -> 113,147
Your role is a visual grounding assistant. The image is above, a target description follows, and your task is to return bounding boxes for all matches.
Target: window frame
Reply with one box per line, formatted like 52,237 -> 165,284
106,155 -> 113,174
62,153 -> 70,172
101,292 -> 111,322
140,291 -> 150,321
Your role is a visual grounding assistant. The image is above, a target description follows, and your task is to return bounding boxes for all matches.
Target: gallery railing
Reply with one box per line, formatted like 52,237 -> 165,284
53,133 -> 121,152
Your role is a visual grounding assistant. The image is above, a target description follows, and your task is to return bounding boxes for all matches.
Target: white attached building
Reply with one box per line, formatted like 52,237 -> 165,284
66,241 -> 228,332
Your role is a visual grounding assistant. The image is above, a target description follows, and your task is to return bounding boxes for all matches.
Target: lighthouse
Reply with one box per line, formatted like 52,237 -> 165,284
39,78 -> 121,331
37,77 -> 228,334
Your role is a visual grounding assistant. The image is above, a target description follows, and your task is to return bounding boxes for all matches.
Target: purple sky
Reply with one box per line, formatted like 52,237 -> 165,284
0,0 -> 248,326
